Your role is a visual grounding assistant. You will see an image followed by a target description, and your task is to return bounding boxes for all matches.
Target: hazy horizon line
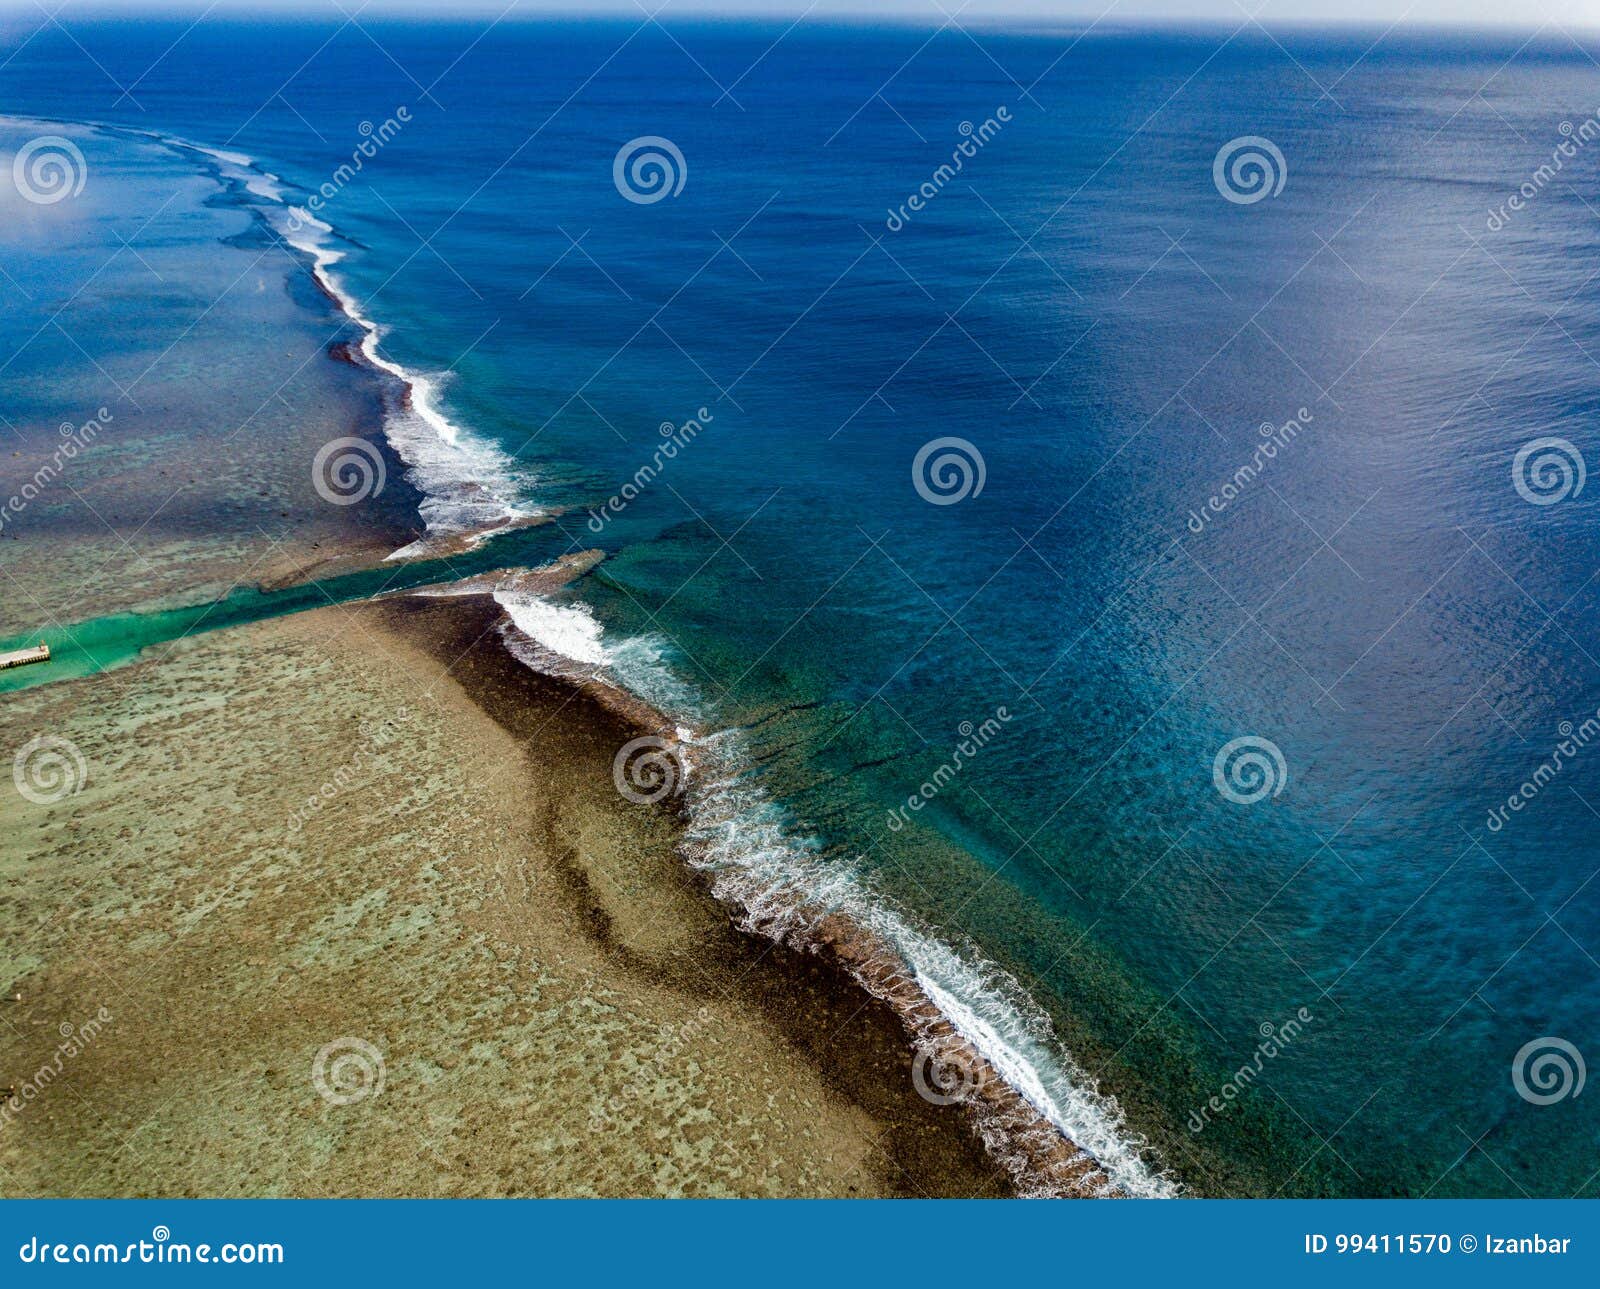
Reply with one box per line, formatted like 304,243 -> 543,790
0,1 -> 1591,36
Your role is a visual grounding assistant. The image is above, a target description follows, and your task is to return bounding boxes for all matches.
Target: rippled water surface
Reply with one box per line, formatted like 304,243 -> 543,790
4,17 -> 1599,1195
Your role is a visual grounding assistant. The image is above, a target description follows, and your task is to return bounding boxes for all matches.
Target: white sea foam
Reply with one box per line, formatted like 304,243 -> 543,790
169,138 -> 287,202
27,118 -> 534,556
606,633 -> 703,715
257,198 -> 538,556
678,743 -> 1177,1198
243,172 -> 285,201
916,963 -> 1177,1198
187,142 -> 252,167
482,583 -> 1178,1197
155,129 -> 536,558
485,585 -> 701,720
494,590 -> 607,666
279,205 -> 342,266
130,117 -> 1177,1200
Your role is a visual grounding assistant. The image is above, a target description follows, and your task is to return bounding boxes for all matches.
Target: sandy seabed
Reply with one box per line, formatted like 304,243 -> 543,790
0,591 -> 1011,1198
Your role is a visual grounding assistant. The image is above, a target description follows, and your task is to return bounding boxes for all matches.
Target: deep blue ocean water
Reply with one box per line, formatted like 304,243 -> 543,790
4,15 -> 1600,1196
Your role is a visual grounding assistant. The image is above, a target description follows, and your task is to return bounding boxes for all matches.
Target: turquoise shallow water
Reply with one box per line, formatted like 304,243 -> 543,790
0,525 -> 576,695
4,17 -> 1600,1195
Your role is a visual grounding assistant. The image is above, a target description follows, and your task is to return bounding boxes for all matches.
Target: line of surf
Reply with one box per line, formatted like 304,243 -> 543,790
114,119 -> 542,560
425,573 -> 1179,1198
23,113 -> 1180,1198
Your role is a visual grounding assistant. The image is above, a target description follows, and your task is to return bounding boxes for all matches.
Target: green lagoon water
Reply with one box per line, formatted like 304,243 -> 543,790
5,18 -> 1600,1198
0,524 -> 576,695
